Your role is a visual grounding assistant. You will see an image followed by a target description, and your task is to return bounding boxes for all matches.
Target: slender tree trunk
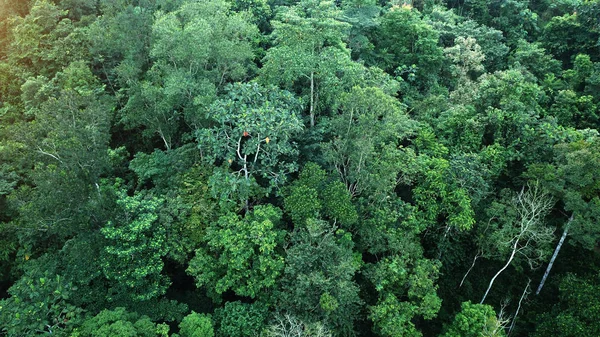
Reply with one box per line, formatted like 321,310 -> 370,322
459,251 -> 481,288
508,279 -> 531,336
481,239 -> 519,304
309,71 -> 315,127
536,215 -> 573,295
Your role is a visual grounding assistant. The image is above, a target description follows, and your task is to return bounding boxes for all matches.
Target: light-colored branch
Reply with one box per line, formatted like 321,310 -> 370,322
508,279 -> 531,336
460,250 -> 481,288
536,214 -> 573,295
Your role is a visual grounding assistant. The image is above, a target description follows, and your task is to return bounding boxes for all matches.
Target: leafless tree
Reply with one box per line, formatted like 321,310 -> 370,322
480,184 -> 554,304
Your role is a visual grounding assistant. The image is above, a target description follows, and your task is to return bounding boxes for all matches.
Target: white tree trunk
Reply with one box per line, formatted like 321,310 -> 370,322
459,251 -> 481,288
508,279 -> 531,336
535,215 -> 573,295
481,239 -> 519,304
309,71 -> 315,127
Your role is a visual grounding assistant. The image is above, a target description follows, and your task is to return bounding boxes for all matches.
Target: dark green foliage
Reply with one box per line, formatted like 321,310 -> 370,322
0,258 -> 83,337
534,274 -> 600,336
372,6 -> 445,91
277,219 -> 361,335
284,162 -> 357,228
1,0 -> 599,336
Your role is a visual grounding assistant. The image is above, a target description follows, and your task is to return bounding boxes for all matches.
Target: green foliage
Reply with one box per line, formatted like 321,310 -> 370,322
260,0 -> 356,125
277,219 -> 362,335
6,0 -> 89,78
528,136 -> 600,249
3,0 -> 600,336
542,12 -> 600,64
178,312 -> 214,337
429,6 -> 509,72
284,162 -> 358,228
187,205 -> 285,300
372,6 -> 445,91
0,258 -> 83,337
73,307 -> 169,337
322,86 -> 416,200
441,301 -> 506,337
214,301 -> 268,337
366,240 -> 441,337
121,0 -> 259,148
196,82 -> 303,195
100,184 -> 170,301
534,273 -> 600,337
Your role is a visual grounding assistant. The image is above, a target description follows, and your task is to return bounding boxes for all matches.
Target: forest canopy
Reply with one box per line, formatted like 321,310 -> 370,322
1,0 -> 600,336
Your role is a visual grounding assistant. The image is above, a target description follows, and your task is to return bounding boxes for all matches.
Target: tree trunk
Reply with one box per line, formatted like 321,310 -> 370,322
459,251 -> 481,288
508,279 -> 531,336
536,215 -> 573,295
309,71 -> 315,127
481,238 -> 519,304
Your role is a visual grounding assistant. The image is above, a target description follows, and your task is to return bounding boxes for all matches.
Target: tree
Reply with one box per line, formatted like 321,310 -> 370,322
284,162 -> 358,228
4,0 -> 89,79
441,301 -> 507,337
187,205 -> 285,300
527,135 -> 600,294
121,0 -> 259,149
8,61 -> 113,249
260,0 -> 355,126
322,86 -> 416,200
428,6 -> 509,72
541,13 -> 600,65
264,314 -> 332,337
534,273 -> 600,337
0,257 -> 83,337
99,184 -> 171,302
196,82 -> 303,200
371,5 -> 445,93
72,307 -> 169,337
277,219 -> 362,335
214,301 -> 269,337
479,184 -> 554,304
176,312 -> 214,337
367,256 -> 442,337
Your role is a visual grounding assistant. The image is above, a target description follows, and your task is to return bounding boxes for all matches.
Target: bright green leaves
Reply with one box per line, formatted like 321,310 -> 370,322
177,312 -> 214,337
187,205 -> 285,300
365,252 -> 442,337
100,186 -> 170,301
284,183 -> 321,225
367,257 -> 442,337
0,262 -> 83,337
214,301 -> 268,337
73,307 -> 169,337
197,82 -> 303,200
441,301 -> 506,337
284,162 -> 357,228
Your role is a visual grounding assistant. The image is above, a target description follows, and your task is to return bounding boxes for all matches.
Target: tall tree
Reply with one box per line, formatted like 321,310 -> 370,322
121,0 -> 258,149
260,0 -> 355,126
187,205 -> 286,300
